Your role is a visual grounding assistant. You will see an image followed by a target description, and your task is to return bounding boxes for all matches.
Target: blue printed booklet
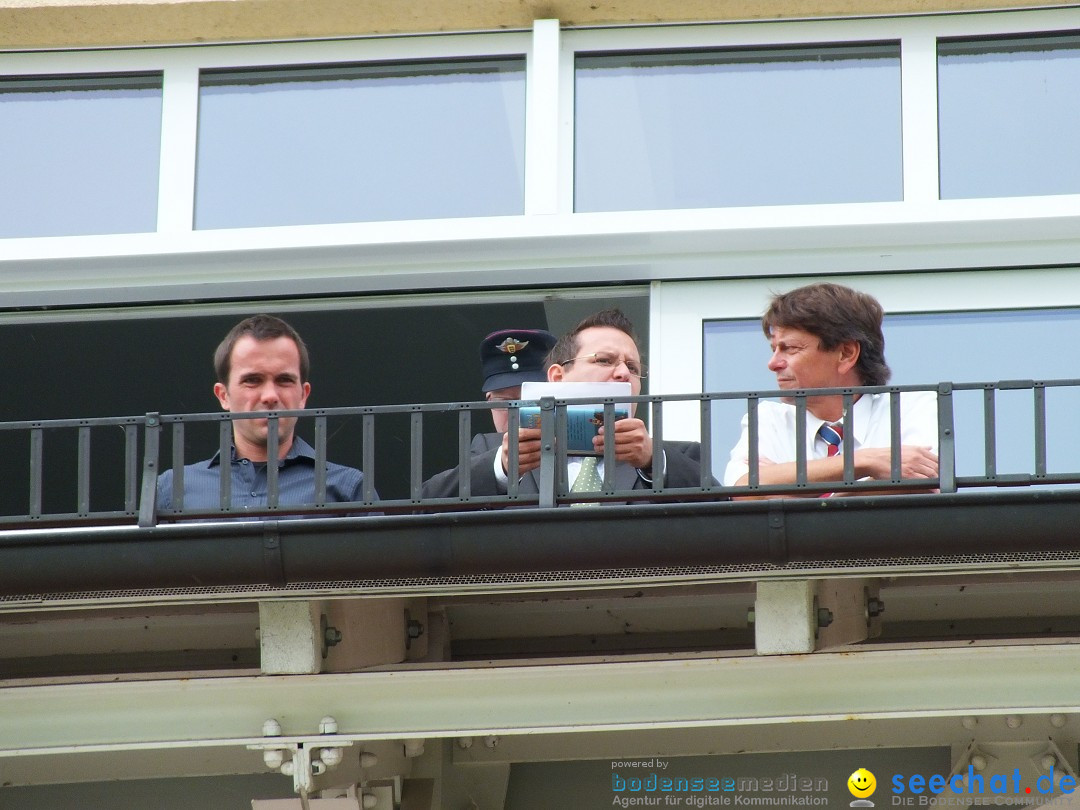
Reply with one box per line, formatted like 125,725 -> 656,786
518,381 -> 632,456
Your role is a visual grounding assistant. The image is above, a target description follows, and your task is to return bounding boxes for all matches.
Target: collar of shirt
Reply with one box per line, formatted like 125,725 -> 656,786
205,435 -> 316,468
806,393 -> 876,453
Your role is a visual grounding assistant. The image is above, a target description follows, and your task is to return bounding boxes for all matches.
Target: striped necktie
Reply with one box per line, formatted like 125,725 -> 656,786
819,422 -> 843,457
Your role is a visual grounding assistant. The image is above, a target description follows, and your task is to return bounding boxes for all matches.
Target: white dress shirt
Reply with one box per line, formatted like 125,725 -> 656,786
723,391 -> 939,487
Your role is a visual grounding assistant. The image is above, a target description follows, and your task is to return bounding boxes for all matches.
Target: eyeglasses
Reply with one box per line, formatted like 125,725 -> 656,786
562,351 -> 647,379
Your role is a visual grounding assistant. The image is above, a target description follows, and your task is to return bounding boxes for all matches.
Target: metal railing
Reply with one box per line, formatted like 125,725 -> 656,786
0,414 -> 145,525
1,379 -> 1077,528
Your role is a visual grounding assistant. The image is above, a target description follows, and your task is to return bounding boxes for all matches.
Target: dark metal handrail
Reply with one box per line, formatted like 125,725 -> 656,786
1,379 -> 1077,528
0,414 -> 145,525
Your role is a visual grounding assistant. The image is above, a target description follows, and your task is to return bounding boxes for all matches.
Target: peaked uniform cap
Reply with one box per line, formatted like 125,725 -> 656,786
480,328 -> 557,392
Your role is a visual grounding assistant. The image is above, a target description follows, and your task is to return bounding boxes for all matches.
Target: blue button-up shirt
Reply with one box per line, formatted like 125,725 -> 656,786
156,436 -> 372,515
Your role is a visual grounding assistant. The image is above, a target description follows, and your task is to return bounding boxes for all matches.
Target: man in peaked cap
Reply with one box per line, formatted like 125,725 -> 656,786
422,310 -> 711,502
478,328 -> 558,441
420,327 -> 555,499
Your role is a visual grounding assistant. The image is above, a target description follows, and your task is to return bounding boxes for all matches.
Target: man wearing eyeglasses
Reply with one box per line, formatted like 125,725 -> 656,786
422,309 -> 708,500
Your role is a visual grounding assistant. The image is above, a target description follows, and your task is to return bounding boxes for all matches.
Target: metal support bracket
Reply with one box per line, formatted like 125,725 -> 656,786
816,578 -> 883,650
754,578 -> 883,655
950,738 -> 1078,799
248,717 -> 354,808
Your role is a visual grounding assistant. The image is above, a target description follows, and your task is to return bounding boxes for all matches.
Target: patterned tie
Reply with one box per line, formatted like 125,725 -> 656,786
570,456 -> 603,506
819,422 -> 843,457
817,422 -> 844,499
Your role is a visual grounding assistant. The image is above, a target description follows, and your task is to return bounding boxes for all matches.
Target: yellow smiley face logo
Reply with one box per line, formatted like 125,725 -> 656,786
848,768 -> 877,798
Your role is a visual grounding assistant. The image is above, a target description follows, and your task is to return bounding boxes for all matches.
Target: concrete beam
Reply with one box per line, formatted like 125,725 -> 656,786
754,580 -> 816,655
259,600 -> 323,675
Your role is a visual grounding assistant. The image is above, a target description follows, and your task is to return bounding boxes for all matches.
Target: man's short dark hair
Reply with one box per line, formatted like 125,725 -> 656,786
213,315 -> 311,385
546,309 -> 640,367
762,283 -> 891,386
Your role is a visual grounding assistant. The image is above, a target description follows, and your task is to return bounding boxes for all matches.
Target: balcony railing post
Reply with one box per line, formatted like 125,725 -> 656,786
841,391 -> 855,486
172,421 -> 185,510
537,396 -> 557,508
601,401 -> 616,494
651,397 -> 664,493
746,395 -> 759,489
554,400 -> 569,499
699,395 -> 713,489
457,406 -> 472,498
218,418 -> 232,509
794,394 -> 808,490
937,383 -> 957,494
313,414 -> 328,505
123,422 -> 139,515
983,384 -> 998,481
506,404 -> 520,498
410,408 -> 423,502
362,410 -> 376,505
76,423 -> 91,517
1034,383 -> 1047,479
137,412 -> 161,527
29,426 -> 43,518
889,389 -> 902,482
266,415 -> 280,509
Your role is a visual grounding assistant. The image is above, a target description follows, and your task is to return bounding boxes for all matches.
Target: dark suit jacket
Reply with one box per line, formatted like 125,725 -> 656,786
422,436 -> 712,501
468,433 -> 502,455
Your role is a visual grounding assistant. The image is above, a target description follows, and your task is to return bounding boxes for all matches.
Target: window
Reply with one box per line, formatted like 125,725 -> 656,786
0,73 -> 162,238
574,44 -> 902,212
938,34 -> 1080,199
194,59 -> 527,229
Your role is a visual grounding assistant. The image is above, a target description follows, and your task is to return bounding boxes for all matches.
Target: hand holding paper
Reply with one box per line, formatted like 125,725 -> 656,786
500,427 -> 543,476
597,416 -> 654,470
500,381 -> 652,474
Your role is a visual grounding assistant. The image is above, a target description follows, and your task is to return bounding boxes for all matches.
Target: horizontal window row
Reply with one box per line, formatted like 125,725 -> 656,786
1,31 -> 1078,238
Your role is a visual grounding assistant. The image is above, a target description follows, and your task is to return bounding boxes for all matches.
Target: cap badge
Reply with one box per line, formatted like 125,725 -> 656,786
497,337 -> 529,354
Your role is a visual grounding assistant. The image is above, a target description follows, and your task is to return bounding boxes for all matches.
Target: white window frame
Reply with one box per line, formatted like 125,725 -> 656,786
0,9 -> 1078,308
